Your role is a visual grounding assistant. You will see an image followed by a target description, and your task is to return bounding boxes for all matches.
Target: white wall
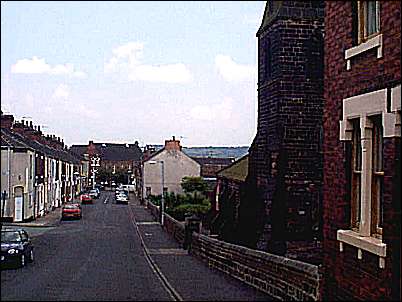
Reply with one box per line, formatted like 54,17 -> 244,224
143,149 -> 200,197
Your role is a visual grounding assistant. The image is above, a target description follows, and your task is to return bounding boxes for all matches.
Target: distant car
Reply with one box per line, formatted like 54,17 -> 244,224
80,194 -> 93,204
62,204 -> 82,220
1,228 -> 34,268
115,188 -> 129,199
116,193 -> 128,204
88,189 -> 100,199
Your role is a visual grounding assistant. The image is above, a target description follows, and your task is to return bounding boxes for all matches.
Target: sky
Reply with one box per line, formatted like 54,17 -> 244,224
1,1 -> 265,147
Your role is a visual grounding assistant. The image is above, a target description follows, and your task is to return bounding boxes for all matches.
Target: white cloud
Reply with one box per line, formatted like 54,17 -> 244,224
105,42 -> 192,84
11,56 -> 87,78
215,55 -> 255,82
52,84 -> 70,99
190,97 -> 234,121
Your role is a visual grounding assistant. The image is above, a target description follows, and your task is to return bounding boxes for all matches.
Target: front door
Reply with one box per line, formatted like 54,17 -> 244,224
14,187 -> 24,222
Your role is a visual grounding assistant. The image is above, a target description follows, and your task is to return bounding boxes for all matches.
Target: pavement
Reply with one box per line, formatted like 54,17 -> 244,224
2,203 -> 69,228
130,196 -> 273,301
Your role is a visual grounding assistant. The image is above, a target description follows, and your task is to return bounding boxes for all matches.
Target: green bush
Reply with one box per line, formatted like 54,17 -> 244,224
148,194 -> 161,206
167,203 -> 211,221
147,185 -> 212,222
181,176 -> 208,194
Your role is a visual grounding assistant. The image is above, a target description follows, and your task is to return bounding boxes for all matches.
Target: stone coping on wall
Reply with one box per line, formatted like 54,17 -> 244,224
193,232 -> 320,276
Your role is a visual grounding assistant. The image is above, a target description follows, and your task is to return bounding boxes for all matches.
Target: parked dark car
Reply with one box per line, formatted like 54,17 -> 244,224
62,203 -> 82,220
1,228 -> 34,268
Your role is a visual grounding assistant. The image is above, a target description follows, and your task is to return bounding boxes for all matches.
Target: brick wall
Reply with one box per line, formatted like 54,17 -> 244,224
190,232 -> 322,301
146,200 -> 160,221
164,213 -> 185,244
144,203 -> 323,300
323,1 -> 401,300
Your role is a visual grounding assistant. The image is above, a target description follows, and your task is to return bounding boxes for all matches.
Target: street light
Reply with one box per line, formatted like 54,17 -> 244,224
148,160 -> 164,226
73,171 -> 80,197
127,170 -> 132,185
90,155 -> 100,189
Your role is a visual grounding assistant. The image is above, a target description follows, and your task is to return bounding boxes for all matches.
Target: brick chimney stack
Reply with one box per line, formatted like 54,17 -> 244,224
1,113 -> 14,129
164,136 -> 181,151
23,121 -> 43,142
12,120 -> 25,135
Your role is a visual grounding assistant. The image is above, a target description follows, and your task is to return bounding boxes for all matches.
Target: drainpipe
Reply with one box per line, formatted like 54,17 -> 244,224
7,147 -> 11,218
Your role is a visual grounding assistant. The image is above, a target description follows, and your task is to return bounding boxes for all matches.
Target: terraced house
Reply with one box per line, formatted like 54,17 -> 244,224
323,1 -> 401,300
1,112 -> 85,222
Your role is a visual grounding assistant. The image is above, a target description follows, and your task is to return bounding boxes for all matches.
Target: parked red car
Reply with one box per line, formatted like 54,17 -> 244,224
61,204 -> 82,220
80,194 -> 92,204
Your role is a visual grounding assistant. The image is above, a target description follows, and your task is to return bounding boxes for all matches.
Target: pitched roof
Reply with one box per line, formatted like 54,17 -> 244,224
70,143 -> 143,161
1,128 -> 80,164
217,154 -> 249,182
143,146 -> 201,167
1,129 -> 32,150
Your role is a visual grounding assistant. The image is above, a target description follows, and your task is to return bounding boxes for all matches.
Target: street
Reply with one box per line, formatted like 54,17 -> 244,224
1,191 -> 273,301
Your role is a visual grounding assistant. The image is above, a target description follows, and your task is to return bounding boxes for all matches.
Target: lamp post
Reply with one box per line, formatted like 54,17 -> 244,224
1,190 -> 7,230
73,171 -> 80,198
127,170 -> 132,185
90,155 -> 100,189
148,160 -> 164,226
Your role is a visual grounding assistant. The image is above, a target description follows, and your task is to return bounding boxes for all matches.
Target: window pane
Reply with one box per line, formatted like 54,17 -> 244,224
366,1 -> 378,36
352,120 -> 362,171
351,119 -> 361,228
372,116 -> 383,233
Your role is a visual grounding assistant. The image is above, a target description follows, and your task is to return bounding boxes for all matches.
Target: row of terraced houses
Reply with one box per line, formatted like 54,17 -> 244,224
1,114 -> 89,222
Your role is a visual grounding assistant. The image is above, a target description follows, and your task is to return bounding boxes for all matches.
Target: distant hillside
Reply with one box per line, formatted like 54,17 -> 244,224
182,146 -> 249,159
142,145 -> 249,159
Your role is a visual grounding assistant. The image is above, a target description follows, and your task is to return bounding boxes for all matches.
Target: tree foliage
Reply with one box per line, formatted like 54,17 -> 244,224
146,176 -> 211,221
181,176 -> 208,194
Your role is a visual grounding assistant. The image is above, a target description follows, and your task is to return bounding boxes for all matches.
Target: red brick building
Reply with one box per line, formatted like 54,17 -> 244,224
323,1 -> 401,300
70,141 -> 143,195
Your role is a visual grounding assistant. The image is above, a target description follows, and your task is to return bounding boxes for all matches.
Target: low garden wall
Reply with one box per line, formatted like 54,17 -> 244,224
144,201 -> 323,300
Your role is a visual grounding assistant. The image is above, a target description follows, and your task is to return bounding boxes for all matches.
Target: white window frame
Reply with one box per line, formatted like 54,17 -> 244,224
338,86 -> 401,268
345,1 -> 382,70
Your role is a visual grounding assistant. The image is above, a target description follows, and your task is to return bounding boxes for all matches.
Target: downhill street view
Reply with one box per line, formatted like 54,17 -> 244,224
1,1 -> 401,301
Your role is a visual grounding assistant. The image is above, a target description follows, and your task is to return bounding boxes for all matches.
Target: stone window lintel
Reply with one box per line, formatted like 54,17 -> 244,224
340,88 -> 400,139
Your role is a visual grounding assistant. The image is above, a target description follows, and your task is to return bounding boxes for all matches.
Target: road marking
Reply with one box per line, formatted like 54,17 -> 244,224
104,197 -> 108,204
127,204 -> 183,301
137,221 -> 160,225
148,248 -> 188,255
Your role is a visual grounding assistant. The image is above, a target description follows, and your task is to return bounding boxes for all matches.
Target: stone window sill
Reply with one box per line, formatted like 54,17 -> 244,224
344,34 -> 383,70
337,229 -> 386,268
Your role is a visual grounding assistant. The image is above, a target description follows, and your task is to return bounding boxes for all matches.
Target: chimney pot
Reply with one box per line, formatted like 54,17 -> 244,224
29,121 -> 33,128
